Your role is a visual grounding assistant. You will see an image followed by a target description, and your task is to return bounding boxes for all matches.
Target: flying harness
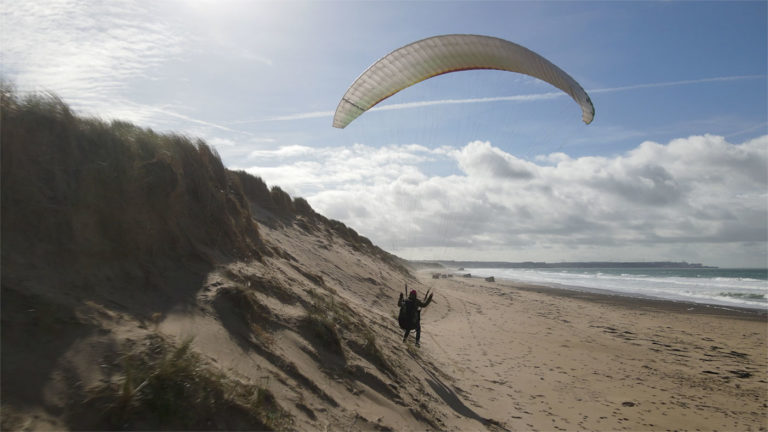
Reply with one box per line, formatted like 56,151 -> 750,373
398,285 -> 433,331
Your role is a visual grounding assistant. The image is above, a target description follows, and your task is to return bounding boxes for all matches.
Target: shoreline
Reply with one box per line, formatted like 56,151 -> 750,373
496,278 -> 768,321
434,269 -> 767,320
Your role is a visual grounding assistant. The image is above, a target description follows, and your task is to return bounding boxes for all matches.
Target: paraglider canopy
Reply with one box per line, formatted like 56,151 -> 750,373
332,34 -> 594,129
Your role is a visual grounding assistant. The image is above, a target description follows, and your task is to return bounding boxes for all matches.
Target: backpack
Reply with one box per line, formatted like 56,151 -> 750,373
398,299 -> 418,330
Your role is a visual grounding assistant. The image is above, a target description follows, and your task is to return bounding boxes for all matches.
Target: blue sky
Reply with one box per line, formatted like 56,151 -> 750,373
2,1 -> 766,267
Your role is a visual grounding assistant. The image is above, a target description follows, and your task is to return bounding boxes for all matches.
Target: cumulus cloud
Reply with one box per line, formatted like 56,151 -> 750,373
245,135 -> 767,267
455,141 -> 536,180
240,143 -> 436,190
248,145 -> 316,160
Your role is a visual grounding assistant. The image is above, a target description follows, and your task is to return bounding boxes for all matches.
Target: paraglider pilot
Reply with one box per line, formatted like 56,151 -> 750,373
398,286 -> 433,347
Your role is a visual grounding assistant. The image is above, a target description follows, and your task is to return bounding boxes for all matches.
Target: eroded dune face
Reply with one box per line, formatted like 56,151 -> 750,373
0,89 -> 431,431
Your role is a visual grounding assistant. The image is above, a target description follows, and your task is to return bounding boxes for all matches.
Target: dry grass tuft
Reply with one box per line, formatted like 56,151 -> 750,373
74,337 -> 292,430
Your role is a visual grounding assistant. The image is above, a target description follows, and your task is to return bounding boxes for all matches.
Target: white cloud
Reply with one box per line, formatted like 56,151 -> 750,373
248,145 -> 317,160
243,135 -> 767,267
2,1 -> 182,102
257,110 -> 334,123
238,144 -> 439,204
589,75 -> 766,95
1,0 -> 262,143
207,136 -> 237,147
455,141 -> 537,180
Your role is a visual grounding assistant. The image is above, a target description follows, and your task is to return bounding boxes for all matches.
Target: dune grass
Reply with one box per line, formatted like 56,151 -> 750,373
303,289 -> 346,358
2,83 -> 409,275
305,289 -> 396,376
1,83 -> 267,265
78,337 -> 291,431
359,327 -> 396,376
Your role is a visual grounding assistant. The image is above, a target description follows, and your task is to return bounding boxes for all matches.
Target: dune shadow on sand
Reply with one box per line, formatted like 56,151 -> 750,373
409,351 -> 507,431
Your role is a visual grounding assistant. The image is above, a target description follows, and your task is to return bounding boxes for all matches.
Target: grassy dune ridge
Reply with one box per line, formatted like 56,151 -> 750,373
1,86 -> 431,431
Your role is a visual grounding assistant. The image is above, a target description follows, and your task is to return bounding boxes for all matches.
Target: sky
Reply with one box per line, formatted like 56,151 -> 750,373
2,0 -> 766,267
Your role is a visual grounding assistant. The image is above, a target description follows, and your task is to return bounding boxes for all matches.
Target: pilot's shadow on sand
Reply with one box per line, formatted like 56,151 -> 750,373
408,351 -> 503,429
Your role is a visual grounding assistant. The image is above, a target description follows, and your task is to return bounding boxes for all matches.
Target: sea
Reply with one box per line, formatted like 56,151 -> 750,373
460,267 -> 768,311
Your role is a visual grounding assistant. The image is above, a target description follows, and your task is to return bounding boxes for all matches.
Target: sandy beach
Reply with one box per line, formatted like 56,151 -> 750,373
3,219 -> 766,431
409,270 -> 767,431
144,222 -> 766,431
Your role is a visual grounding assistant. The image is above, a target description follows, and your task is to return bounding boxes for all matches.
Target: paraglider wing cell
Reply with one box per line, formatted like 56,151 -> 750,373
332,34 -> 594,128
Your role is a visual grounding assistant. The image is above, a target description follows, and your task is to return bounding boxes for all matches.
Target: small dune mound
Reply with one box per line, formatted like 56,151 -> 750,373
68,336 -> 291,431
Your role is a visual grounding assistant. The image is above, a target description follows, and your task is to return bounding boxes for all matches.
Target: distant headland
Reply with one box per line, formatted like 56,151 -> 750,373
412,260 -> 718,269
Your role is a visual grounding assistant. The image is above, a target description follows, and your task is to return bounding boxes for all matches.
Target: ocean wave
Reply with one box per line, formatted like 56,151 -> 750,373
465,267 -> 768,310
719,292 -> 767,301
